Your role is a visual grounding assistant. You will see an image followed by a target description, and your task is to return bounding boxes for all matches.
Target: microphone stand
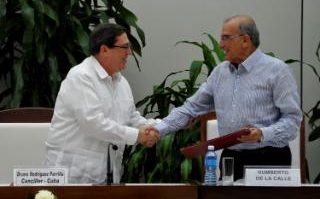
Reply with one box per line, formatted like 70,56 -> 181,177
106,143 -> 118,185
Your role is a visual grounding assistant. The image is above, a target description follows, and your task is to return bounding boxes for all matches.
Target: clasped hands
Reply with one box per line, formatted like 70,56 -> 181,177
136,117 -> 199,148
237,126 -> 263,143
137,125 -> 160,147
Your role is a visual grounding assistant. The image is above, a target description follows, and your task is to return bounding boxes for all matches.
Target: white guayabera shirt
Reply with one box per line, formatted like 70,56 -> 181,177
45,56 -> 156,184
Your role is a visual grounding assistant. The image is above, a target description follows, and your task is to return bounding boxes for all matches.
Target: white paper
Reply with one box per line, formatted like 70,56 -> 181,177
245,168 -> 301,187
206,120 -> 219,140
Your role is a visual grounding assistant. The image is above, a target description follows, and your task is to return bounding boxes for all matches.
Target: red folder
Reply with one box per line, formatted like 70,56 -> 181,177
180,129 -> 250,158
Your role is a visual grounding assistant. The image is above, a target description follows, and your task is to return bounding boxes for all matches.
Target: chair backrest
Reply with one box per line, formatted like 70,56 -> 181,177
199,112 -> 307,183
0,107 -> 53,123
0,123 -> 51,184
0,107 -> 53,184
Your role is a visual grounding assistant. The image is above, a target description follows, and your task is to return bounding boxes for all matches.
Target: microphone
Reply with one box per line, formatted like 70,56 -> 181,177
106,143 -> 118,185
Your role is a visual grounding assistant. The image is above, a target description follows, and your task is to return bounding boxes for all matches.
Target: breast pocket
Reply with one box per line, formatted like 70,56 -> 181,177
116,99 -> 134,124
245,84 -> 272,105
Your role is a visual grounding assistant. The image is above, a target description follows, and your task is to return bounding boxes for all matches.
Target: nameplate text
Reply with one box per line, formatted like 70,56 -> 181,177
245,168 -> 300,186
13,167 -> 68,186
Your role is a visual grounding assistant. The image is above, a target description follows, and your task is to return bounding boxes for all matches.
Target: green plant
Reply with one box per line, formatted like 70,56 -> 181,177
0,0 -> 145,108
286,41 -> 320,183
121,33 -> 225,183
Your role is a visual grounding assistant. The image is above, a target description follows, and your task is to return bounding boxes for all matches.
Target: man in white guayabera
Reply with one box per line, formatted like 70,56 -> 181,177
45,23 -> 160,184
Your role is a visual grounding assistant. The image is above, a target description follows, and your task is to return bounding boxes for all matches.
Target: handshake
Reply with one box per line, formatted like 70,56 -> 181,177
137,125 -> 160,148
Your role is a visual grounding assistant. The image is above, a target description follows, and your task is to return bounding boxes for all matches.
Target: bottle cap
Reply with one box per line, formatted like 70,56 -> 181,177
208,145 -> 215,150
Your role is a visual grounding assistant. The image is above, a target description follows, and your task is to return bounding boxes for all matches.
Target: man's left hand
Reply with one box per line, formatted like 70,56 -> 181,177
237,127 -> 262,143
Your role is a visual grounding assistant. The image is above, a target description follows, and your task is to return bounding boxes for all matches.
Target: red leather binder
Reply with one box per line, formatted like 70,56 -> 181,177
180,129 -> 250,158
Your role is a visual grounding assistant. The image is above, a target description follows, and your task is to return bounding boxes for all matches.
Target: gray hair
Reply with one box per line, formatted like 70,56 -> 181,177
225,15 -> 260,48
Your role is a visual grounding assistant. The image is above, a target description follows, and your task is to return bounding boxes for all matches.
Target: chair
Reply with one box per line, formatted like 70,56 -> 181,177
0,107 -> 53,123
199,112 -> 308,183
0,107 -> 53,184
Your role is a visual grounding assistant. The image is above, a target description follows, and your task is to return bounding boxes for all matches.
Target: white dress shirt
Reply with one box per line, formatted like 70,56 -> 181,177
45,56 -> 156,184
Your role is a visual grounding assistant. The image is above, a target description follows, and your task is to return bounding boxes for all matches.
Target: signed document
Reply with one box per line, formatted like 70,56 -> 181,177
180,129 -> 250,158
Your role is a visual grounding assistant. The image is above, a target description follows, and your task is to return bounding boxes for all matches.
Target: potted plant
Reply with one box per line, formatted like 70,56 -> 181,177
121,33 -> 225,183
0,0 -> 145,108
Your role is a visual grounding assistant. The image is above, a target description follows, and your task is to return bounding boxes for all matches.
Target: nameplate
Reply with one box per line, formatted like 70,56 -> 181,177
13,167 -> 68,186
245,167 -> 301,186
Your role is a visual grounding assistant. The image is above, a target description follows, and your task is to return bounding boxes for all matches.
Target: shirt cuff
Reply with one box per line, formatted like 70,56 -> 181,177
124,126 -> 139,145
154,122 -> 170,136
145,118 -> 162,126
260,127 -> 272,142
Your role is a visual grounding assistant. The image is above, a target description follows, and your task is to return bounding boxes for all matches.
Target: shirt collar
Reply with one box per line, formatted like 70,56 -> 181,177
241,48 -> 262,72
228,48 -> 262,73
90,56 -> 121,82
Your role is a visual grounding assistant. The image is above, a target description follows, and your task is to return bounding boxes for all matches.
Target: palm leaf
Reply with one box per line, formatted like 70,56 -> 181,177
126,33 -> 224,183
1,0 -> 145,108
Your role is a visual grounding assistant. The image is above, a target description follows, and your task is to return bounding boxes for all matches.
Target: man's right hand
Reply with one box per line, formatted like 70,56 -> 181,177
137,125 -> 160,147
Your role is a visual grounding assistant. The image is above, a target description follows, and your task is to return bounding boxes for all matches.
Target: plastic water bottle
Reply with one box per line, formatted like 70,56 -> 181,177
204,145 -> 217,185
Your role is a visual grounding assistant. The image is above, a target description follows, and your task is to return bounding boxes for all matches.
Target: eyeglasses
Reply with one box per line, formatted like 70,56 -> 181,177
220,34 -> 244,42
112,43 -> 131,50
